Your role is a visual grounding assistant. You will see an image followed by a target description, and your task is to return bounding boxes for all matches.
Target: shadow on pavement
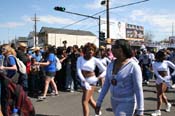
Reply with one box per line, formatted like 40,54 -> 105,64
144,97 -> 157,101
106,107 -> 113,112
36,114 -> 60,116
143,89 -> 156,93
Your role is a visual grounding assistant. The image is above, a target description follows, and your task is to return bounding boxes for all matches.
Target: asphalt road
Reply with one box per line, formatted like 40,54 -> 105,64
31,80 -> 175,116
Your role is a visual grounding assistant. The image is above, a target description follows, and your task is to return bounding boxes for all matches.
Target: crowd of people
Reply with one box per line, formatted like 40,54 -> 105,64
0,39 -> 175,116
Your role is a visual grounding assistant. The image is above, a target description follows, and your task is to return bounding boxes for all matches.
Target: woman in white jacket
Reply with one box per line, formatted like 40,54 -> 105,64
76,43 -> 106,116
151,50 -> 175,116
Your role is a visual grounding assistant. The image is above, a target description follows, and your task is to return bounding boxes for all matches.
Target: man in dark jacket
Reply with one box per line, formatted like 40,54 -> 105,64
70,45 -> 81,91
16,42 -> 28,65
16,42 -> 29,91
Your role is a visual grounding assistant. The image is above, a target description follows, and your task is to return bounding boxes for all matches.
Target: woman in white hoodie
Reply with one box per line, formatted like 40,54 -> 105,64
151,50 -> 175,116
76,43 -> 106,116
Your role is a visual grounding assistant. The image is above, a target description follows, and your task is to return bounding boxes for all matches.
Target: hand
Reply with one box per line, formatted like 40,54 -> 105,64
164,75 -> 171,80
98,76 -> 103,79
95,105 -> 101,115
0,66 -> 4,70
84,82 -> 91,90
34,62 -> 40,66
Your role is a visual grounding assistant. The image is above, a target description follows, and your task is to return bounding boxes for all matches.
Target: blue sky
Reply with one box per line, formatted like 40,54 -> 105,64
0,0 -> 175,44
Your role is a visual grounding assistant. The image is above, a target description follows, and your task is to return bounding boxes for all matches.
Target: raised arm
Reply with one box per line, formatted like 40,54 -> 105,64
76,57 -> 86,82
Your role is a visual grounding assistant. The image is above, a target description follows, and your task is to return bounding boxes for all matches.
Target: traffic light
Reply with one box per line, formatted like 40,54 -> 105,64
99,32 -> 105,41
54,6 -> 66,11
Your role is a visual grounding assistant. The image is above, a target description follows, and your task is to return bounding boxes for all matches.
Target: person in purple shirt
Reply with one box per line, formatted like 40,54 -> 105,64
95,39 -> 144,116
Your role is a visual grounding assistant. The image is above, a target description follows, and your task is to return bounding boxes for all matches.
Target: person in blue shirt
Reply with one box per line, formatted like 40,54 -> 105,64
36,45 -> 59,100
32,47 -> 42,62
0,47 -> 3,114
95,39 -> 144,116
0,44 -> 18,81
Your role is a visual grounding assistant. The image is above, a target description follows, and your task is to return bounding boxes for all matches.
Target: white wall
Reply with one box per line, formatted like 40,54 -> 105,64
48,33 -> 99,47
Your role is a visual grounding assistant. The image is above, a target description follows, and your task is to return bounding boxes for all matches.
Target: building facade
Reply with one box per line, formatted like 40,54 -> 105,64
38,27 -> 99,48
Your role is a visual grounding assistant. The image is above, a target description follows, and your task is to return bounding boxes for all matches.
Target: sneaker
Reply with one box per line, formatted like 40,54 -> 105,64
151,110 -> 161,116
38,96 -> 46,101
50,91 -> 59,96
98,88 -> 102,93
146,81 -> 149,85
171,84 -> 175,89
95,110 -> 102,116
70,90 -> 74,93
50,91 -> 56,96
165,103 -> 171,112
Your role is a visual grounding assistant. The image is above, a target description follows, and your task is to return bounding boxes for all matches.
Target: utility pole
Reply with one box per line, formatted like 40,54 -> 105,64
99,16 -> 101,41
106,0 -> 110,38
172,22 -> 174,36
32,14 -> 39,47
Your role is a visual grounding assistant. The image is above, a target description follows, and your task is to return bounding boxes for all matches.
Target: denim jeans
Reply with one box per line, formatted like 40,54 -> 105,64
110,97 -> 136,116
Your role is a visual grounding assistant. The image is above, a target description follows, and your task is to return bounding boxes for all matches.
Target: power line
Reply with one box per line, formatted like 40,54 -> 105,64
62,0 -> 149,29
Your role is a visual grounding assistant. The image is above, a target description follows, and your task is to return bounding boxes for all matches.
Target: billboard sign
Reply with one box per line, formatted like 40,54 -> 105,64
101,20 -> 126,39
101,20 -> 144,41
126,23 -> 144,41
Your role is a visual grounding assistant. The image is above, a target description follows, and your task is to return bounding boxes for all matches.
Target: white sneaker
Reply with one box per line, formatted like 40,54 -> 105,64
171,84 -> 175,89
146,81 -> 150,85
151,110 -> 161,116
165,103 -> 171,112
98,88 -> 102,93
70,90 -> 74,93
95,110 -> 102,116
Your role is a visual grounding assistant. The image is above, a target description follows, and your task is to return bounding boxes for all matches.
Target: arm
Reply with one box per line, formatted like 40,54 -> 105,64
1,56 -> 17,71
132,63 -> 144,115
106,57 -> 111,65
37,54 -> 53,66
76,57 -> 86,82
38,61 -> 50,66
152,63 -> 166,82
96,63 -> 112,106
0,106 -> 3,116
167,60 -> 175,76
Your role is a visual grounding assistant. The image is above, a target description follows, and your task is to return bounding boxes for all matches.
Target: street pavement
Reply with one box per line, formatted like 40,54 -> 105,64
30,80 -> 175,116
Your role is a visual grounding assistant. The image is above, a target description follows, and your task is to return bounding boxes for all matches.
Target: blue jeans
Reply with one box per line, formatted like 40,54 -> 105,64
110,97 -> 136,116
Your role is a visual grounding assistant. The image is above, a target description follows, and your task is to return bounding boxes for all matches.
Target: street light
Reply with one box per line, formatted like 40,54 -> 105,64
54,6 -> 66,11
54,6 -> 104,47
101,0 -> 106,5
101,0 -> 110,39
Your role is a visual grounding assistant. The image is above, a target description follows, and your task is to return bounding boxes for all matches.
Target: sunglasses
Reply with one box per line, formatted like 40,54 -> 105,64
2,48 -> 7,51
